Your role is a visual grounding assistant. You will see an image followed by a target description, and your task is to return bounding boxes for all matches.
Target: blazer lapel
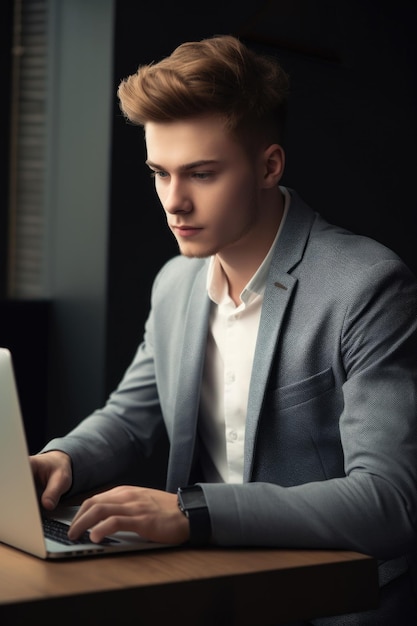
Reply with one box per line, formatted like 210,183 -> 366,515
243,190 -> 316,481
166,190 -> 317,487
166,263 -> 211,492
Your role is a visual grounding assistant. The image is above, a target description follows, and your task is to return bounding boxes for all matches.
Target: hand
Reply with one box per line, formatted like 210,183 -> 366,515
29,451 -> 73,510
68,485 -> 190,545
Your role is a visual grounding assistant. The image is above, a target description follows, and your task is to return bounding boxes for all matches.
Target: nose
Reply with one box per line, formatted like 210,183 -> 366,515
161,178 -> 192,215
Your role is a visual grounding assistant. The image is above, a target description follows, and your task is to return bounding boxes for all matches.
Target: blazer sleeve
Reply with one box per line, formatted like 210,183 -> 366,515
201,259 -> 417,561
42,295 -> 165,495
40,254 -> 206,496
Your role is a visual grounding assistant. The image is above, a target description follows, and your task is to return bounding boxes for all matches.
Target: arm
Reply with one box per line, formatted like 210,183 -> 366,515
38,257 -> 195,497
40,328 -> 166,497
201,260 -> 417,560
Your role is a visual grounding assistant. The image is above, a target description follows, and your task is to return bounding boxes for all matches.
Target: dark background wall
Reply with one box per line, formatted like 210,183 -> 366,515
105,0 -> 417,395
1,0 -> 416,455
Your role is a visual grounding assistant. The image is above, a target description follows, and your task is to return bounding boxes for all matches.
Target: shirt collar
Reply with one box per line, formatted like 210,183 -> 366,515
206,186 -> 291,305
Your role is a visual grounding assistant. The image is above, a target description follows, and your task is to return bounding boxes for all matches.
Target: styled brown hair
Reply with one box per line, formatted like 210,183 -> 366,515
117,35 -> 289,143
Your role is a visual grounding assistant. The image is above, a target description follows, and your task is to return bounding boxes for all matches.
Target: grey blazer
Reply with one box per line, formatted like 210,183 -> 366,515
45,190 -> 417,623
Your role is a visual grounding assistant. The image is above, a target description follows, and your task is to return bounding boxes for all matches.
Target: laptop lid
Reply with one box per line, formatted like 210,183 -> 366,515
0,347 -> 173,559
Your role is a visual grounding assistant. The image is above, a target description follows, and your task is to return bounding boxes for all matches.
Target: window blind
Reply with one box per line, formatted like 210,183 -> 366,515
8,0 -> 48,298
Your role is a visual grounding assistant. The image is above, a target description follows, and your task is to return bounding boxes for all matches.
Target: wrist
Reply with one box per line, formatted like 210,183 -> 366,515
177,485 -> 211,546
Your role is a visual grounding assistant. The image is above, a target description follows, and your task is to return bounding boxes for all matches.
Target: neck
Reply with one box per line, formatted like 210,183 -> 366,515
218,189 -> 285,305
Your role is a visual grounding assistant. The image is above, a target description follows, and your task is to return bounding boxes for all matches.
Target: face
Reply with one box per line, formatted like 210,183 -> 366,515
145,115 -> 279,260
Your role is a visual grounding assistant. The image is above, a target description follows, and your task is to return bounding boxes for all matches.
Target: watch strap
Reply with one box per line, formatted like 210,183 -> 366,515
177,485 -> 211,546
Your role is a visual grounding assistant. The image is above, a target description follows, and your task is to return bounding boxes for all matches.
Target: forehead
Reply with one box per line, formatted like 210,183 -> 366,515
144,116 -> 245,166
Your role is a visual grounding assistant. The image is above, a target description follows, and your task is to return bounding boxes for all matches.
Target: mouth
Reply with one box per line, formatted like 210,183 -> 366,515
172,225 -> 203,238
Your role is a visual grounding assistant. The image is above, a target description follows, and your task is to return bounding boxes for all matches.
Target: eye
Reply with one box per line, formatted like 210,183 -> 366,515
149,170 -> 169,180
191,171 -> 213,180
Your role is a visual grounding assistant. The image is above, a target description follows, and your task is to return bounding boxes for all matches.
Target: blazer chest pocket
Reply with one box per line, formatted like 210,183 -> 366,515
270,367 -> 335,411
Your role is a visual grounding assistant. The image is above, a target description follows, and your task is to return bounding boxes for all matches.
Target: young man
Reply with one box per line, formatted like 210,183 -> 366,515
31,36 -> 417,624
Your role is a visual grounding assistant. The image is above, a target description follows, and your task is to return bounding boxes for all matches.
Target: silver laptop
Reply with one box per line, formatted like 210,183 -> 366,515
0,347 -> 173,559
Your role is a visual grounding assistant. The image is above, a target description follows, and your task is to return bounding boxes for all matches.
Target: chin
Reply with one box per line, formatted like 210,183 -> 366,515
180,250 -> 211,259
178,243 -> 217,259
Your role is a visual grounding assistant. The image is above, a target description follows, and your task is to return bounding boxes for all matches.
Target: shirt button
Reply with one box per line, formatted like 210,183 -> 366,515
227,430 -> 238,442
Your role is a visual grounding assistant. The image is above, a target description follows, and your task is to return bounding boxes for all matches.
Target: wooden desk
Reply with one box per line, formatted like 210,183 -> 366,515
0,543 -> 378,625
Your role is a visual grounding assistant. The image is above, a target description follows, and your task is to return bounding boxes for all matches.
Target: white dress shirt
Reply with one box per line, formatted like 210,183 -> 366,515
199,188 -> 290,483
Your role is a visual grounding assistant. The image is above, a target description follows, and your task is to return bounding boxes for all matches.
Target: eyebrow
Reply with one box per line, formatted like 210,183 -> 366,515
145,159 -> 221,171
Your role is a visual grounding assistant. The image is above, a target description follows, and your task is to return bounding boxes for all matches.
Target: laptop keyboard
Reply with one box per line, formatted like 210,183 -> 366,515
42,517 -> 118,546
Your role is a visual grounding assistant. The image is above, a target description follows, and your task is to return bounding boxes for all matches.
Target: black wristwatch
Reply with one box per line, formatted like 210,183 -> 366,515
177,485 -> 211,546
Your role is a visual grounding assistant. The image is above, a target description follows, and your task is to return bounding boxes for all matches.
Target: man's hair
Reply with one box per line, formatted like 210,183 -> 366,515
117,35 -> 289,143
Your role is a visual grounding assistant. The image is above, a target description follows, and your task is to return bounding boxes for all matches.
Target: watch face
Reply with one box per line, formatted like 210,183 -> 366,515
179,488 -> 207,510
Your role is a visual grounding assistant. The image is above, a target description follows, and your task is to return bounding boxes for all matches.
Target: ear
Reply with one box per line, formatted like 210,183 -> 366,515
261,144 -> 285,188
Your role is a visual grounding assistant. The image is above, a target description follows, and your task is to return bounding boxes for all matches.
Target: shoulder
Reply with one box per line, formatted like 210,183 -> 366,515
308,215 -> 417,301
283,191 -> 417,313
311,215 -> 401,268
288,191 -> 413,281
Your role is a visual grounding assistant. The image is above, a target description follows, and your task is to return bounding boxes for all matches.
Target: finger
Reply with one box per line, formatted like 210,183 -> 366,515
28,457 -> 55,509
29,456 -> 48,487
41,478 -> 62,510
88,515 -> 137,543
71,487 -> 141,524
69,497 -> 149,541
29,453 -> 73,510
71,494 -> 114,526
69,503 -> 126,540
70,498 -> 95,524
41,469 -> 71,510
